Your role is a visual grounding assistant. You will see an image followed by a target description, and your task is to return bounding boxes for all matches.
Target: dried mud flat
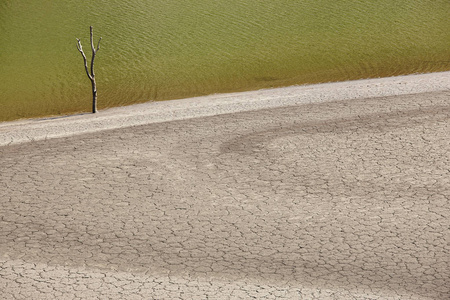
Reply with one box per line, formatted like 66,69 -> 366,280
1,73 -> 450,299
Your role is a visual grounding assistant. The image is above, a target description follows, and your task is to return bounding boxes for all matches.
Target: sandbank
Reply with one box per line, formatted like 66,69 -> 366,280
1,71 -> 449,147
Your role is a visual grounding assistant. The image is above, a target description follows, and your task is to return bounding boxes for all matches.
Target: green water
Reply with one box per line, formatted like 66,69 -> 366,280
1,1 -> 449,121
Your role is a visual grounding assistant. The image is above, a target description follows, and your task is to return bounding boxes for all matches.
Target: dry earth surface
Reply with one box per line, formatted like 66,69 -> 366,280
1,74 -> 450,299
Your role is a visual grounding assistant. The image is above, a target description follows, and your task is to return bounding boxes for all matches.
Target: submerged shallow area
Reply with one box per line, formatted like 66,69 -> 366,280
1,0 -> 449,121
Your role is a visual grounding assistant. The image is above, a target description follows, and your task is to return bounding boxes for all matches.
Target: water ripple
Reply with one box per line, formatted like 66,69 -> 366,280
0,0 -> 449,120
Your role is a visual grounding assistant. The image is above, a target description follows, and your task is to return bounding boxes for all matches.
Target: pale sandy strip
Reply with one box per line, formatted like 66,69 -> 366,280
1,71 -> 449,147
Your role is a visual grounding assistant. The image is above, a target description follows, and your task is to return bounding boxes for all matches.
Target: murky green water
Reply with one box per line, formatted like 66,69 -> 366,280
1,1 -> 449,121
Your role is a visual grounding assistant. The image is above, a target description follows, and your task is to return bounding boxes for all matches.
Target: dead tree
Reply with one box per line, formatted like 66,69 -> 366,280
76,26 -> 102,113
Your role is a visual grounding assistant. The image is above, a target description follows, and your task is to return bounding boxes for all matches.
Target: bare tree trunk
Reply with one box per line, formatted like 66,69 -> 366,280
76,26 -> 101,113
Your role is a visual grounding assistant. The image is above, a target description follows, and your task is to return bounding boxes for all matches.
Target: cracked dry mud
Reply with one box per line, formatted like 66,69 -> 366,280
1,91 -> 449,299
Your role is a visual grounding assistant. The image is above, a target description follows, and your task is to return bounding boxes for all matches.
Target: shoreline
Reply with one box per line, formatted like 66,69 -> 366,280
1,71 -> 450,147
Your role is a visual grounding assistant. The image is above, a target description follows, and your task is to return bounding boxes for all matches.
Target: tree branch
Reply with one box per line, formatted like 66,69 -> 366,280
90,26 -> 95,53
96,37 -> 102,52
76,38 -> 92,81
88,26 -> 102,78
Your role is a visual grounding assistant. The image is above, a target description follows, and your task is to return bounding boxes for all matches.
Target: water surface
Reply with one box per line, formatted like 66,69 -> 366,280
0,1 -> 449,121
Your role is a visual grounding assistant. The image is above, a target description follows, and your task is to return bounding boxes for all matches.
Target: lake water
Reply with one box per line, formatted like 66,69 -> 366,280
1,0 -> 449,121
